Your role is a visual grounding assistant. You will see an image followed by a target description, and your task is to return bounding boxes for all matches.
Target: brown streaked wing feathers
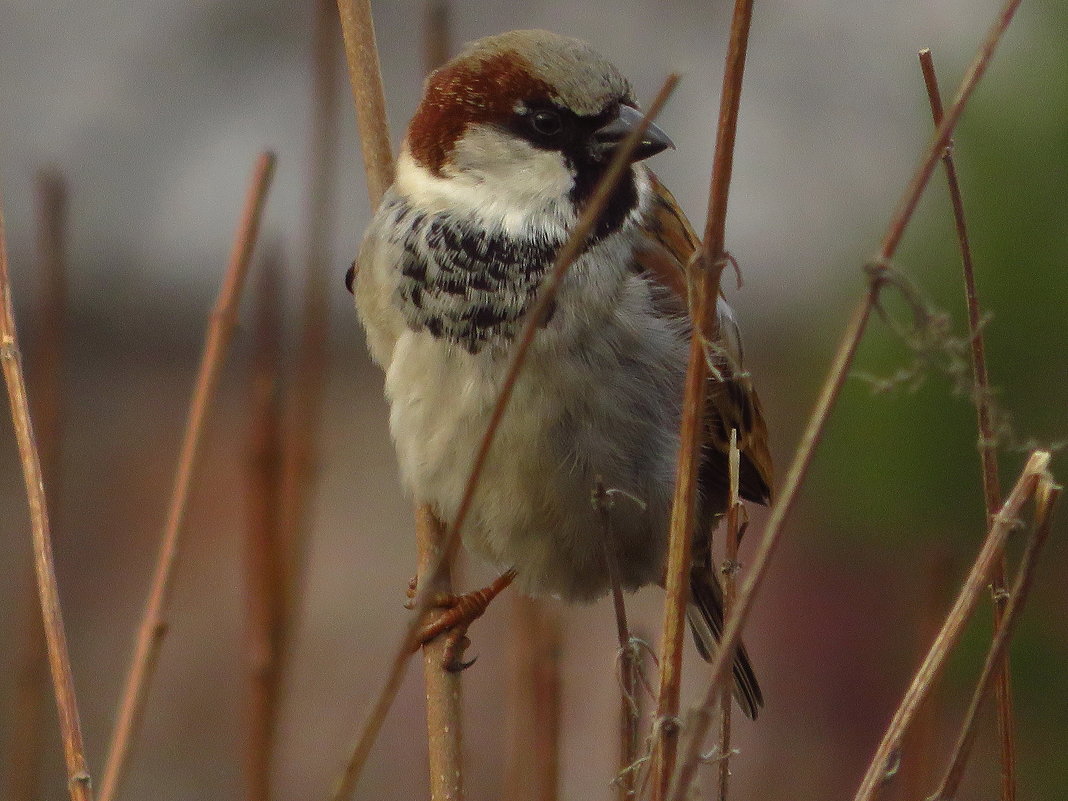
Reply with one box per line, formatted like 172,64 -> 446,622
635,171 -> 774,509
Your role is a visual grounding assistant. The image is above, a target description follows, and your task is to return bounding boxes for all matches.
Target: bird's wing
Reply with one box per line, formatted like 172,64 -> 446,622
634,170 -> 774,507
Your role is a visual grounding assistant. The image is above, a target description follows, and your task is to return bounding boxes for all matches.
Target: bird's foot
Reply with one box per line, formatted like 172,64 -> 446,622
412,569 -> 517,671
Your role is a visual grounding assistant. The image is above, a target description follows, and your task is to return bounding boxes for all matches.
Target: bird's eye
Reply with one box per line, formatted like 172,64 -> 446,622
530,110 -> 563,137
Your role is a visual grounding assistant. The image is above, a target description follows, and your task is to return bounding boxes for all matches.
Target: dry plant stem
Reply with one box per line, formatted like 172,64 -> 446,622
881,0 -> 1022,258
651,2 -> 752,797
6,170 -> 68,801
336,0 -> 393,205
595,482 -> 639,801
717,432 -> 741,801
504,596 -> 562,801
423,0 -> 450,73
850,451 -> 1051,801
931,479 -> 1059,801
98,151 -> 276,801
337,3 -> 466,795
414,12 -> 464,801
0,197 -> 92,801
244,256 -> 285,801
666,4 -> 1025,795
331,77 -> 679,801
901,549 -> 953,800
275,0 -> 342,693
919,47 -> 1015,801
666,286 -> 873,801
415,507 -> 466,801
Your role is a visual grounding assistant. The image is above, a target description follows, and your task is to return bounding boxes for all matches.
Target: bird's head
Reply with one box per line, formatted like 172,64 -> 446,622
396,29 -> 673,236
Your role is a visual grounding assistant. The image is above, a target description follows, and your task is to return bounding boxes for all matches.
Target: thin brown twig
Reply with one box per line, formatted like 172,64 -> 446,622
336,0 -> 393,206
412,11 -> 465,797
664,2 -> 1025,794
274,0 -> 342,699
330,75 -> 680,801
717,431 -> 741,801
98,151 -> 276,801
334,7 -> 470,798
918,47 -> 1016,801
651,1 -> 753,796
244,253 -> 286,801
901,548 -> 953,801
594,481 -> 640,801
0,190 -> 92,801
5,169 -> 69,801
415,507 -> 466,801
881,0 -> 1022,259
931,477 -> 1059,801
504,596 -> 562,801
851,450 -> 1051,801
423,0 -> 450,73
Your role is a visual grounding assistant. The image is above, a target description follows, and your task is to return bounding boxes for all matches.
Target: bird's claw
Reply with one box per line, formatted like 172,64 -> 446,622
411,570 -> 516,671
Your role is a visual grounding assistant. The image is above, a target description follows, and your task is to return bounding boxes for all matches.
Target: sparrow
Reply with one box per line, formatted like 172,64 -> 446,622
351,29 -> 773,719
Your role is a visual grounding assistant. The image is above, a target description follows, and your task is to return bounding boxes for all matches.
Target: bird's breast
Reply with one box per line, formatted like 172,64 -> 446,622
380,197 -> 565,353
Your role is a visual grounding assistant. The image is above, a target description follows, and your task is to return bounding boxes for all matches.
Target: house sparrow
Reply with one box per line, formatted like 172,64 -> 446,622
352,29 -> 773,718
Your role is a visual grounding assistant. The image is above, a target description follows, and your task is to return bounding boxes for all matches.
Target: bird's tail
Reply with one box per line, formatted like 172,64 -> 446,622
686,568 -> 764,720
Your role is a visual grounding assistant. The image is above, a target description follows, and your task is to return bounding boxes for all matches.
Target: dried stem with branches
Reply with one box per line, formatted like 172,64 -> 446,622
851,450 -> 1052,801
930,477 -> 1059,801
99,151 -> 276,801
664,1 -> 1025,798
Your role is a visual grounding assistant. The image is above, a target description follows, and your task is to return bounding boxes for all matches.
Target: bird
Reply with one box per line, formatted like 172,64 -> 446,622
351,29 -> 773,719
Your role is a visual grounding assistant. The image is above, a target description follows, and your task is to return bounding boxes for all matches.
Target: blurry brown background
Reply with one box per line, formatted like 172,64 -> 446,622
1,1 -> 1065,799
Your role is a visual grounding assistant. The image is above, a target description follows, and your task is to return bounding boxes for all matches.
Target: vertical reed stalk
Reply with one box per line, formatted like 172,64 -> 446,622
5,169 -> 69,801
504,596 -> 562,801
0,188 -> 93,801
717,431 -> 742,801
918,47 -> 1016,801
244,255 -> 286,801
651,2 -> 754,796
99,152 -> 276,801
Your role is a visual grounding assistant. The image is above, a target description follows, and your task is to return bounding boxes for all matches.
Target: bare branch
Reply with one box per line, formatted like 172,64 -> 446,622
244,253 -> 285,801
504,596 -> 562,801
336,0 -> 393,206
919,47 -> 1016,801
275,0 -> 343,705
0,183 -> 92,801
717,431 -> 742,801
99,151 -> 276,801
5,168 -> 69,801
651,2 -> 754,794
930,477 -> 1060,800
851,451 -> 1051,801
594,481 -> 639,801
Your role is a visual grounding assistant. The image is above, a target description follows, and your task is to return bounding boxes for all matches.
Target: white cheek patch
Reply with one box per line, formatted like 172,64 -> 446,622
395,130 -> 576,239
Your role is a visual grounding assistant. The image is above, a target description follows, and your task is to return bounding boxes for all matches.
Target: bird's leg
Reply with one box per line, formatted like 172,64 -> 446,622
412,569 -> 517,671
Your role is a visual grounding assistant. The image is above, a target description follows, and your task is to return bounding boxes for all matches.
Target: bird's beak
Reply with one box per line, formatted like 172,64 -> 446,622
588,104 -> 675,163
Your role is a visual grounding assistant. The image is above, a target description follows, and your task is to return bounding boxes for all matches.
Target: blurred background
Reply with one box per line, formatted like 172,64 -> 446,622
0,1 -> 1065,799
